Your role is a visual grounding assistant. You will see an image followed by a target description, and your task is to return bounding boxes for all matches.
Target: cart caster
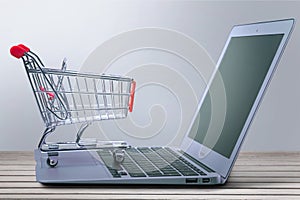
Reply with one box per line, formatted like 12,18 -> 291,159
47,157 -> 58,167
113,149 -> 125,164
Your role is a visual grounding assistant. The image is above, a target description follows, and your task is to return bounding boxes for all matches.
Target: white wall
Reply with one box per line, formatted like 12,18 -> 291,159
1,0 -> 299,151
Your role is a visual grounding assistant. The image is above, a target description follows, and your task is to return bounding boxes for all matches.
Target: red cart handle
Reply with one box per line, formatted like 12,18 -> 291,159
128,80 -> 136,112
10,45 -> 26,59
10,44 -> 30,59
18,44 -> 30,52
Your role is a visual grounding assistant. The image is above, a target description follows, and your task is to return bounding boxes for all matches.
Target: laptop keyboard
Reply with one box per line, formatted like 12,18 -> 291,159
97,147 -> 207,178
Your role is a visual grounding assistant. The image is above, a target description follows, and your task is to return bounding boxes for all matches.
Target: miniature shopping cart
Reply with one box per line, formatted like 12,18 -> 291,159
10,44 -> 136,158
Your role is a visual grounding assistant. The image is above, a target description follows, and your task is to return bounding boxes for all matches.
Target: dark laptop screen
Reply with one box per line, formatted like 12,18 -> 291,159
188,34 -> 284,158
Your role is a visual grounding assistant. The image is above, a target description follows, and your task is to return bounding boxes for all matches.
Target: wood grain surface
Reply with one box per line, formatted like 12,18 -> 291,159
0,151 -> 299,199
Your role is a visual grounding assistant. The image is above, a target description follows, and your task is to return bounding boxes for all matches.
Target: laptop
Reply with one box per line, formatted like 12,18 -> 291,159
35,19 -> 294,184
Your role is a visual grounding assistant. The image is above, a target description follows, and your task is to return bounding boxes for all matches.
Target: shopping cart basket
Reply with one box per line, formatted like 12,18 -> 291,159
10,44 -> 136,154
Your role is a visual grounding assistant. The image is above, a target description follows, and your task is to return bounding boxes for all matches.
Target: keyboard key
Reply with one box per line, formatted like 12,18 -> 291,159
119,171 -> 128,176
128,172 -> 147,177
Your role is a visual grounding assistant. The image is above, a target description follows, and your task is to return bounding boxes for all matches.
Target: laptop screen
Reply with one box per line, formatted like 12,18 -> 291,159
188,34 -> 284,158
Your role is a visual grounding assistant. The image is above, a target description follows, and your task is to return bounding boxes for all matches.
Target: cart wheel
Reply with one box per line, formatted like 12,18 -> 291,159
113,149 -> 125,164
47,157 -> 58,167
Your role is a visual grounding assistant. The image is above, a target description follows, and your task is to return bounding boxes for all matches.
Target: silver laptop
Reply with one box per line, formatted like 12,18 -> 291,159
34,19 -> 294,184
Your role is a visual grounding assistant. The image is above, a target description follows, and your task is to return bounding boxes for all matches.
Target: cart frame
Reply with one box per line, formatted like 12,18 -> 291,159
10,44 -> 136,152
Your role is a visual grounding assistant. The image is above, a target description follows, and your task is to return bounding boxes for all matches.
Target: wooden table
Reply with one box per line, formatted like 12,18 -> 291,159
0,151 -> 299,199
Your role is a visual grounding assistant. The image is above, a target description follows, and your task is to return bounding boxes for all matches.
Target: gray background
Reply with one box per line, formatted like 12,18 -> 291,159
1,0 -> 299,151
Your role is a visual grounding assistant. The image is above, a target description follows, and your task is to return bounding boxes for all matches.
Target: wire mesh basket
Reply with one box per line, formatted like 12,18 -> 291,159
10,44 -> 136,151
28,68 -> 135,127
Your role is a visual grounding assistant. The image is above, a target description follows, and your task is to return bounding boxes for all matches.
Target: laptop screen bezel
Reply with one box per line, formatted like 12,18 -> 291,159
180,19 -> 294,179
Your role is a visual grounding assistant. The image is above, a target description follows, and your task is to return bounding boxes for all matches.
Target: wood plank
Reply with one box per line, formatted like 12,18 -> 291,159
224,182 -> 300,189
1,165 -> 300,172
234,159 -> 300,165
238,152 -> 300,157
230,171 -> 300,177
0,171 -> 35,176
227,177 -> 300,183
0,188 -> 299,195
0,194 -> 299,200
1,151 -> 300,160
0,176 -> 299,183
2,170 -> 300,177
0,165 -> 35,171
1,151 -> 300,164
0,176 -> 36,182
232,165 -> 300,171
0,182 -> 300,189
0,161 -> 35,165
1,159 -> 300,166
0,151 -> 298,159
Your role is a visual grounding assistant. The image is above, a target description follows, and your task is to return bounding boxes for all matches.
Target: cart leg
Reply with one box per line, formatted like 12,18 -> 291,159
38,127 -> 56,150
75,122 -> 91,145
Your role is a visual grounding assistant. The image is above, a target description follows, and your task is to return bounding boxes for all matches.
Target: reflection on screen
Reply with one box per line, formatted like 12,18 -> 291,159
188,34 -> 283,158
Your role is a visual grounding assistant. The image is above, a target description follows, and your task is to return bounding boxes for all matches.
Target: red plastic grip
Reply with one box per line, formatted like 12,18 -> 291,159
10,45 -> 26,59
18,44 -> 30,52
39,86 -> 55,100
128,80 -> 136,112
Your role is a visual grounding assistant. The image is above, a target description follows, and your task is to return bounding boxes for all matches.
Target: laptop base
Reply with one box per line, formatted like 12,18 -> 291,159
34,148 -> 222,185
